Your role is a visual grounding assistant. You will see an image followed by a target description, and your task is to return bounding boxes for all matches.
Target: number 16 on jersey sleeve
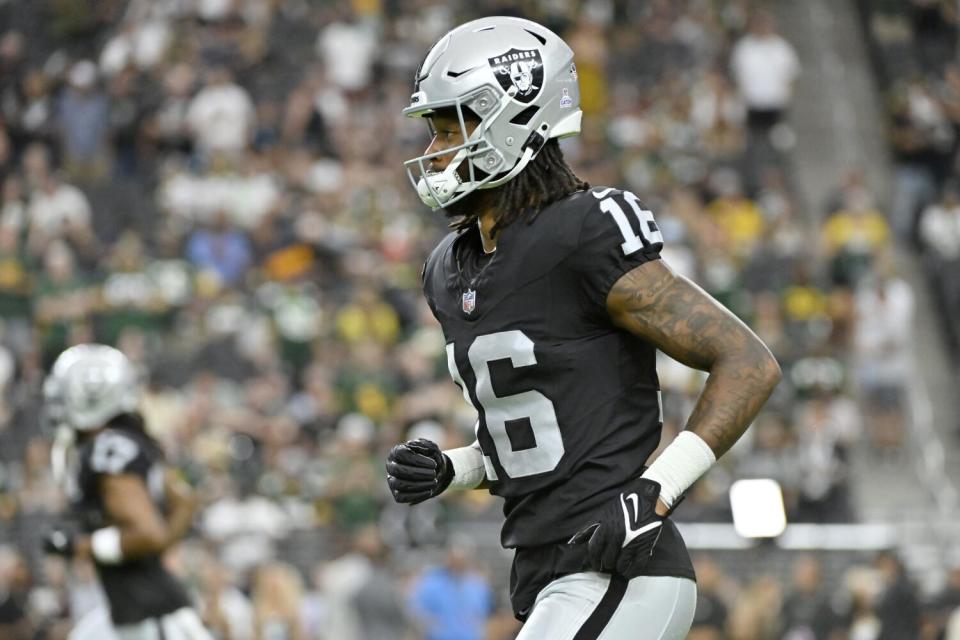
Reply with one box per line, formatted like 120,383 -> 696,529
596,190 -> 664,256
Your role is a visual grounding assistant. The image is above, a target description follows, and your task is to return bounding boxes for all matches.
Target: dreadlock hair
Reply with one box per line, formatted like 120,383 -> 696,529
452,138 -> 589,236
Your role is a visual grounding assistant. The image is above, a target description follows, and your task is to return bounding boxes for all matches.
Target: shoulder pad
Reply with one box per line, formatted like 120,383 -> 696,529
87,429 -> 149,476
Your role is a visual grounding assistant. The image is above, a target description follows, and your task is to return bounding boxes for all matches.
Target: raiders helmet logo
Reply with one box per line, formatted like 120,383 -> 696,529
488,48 -> 543,104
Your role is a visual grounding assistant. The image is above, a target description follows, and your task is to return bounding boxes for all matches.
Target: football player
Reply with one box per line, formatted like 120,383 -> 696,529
386,16 -> 782,639
42,344 -> 212,640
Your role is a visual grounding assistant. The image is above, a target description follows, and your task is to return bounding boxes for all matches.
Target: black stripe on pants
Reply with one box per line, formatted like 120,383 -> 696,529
572,575 -> 629,640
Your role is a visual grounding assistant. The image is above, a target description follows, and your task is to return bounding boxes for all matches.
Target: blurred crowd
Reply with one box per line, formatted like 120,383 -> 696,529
858,0 -> 960,363
0,0 -> 949,639
687,551 -> 960,640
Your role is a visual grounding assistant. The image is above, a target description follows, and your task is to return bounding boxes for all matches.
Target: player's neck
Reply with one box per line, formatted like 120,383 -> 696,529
478,212 -> 498,254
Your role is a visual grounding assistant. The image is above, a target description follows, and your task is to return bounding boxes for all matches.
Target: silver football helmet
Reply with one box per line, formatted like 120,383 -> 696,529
403,16 -> 582,209
43,344 -> 141,432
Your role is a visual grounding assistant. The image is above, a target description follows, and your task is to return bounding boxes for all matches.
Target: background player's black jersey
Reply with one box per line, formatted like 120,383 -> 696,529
69,420 -> 191,625
423,187 -> 695,598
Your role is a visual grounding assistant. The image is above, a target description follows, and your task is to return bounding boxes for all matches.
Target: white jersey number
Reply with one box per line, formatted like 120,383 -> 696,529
90,432 -> 139,475
598,190 -> 664,256
446,330 -> 564,479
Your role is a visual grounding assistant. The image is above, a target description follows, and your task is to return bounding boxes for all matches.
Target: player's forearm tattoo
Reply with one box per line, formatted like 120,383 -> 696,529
608,261 -> 781,457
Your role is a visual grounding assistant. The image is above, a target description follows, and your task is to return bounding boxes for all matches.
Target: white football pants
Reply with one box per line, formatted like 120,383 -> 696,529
68,607 -> 119,640
89,607 -> 213,640
517,572 -> 696,640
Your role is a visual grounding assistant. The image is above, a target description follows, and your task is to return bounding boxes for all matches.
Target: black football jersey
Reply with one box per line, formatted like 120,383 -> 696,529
69,424 -> 191,625
423,187 -> 694,586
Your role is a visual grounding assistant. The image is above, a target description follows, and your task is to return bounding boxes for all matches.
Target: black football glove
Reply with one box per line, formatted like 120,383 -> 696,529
568,477 -> 664,578
43,526 -> 77,557
385,438 -> 454,505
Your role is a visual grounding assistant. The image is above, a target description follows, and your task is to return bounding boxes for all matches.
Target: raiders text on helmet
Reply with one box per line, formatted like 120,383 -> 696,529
403,16 -> 582,209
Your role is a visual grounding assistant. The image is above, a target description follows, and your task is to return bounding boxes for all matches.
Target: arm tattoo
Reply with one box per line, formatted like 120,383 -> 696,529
607,260 -> 781,457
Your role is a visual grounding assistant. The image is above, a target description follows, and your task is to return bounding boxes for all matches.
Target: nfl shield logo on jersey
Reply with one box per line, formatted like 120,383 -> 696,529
462,289 -> 477,315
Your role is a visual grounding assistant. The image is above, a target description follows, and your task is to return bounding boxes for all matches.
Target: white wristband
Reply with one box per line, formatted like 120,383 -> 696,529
445,443 -> 486,490
641,431 -> 716,509
90,527 -> 124,565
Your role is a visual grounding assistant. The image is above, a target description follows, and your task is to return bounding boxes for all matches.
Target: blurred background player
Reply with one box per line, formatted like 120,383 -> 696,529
41,344 -> 211,640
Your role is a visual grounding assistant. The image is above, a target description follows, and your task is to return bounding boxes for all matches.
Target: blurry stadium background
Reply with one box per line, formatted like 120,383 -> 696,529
0,0 -> 959,638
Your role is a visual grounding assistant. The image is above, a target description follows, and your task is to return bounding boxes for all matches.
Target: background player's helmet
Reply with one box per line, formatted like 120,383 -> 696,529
43,344 -> 141,432
403,16 -> 582,209
42,345 -> 87,433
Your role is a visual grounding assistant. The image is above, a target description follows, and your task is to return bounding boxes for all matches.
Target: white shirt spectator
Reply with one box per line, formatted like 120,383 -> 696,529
317,20 -> 378,92
0,344 -> 13,398
231,172 -> 280,229
100,21 -> 171,76
319,553 -> 372,640
210,586 -> 255,640
202,494 -> 290,573
0,199 -> 26,233
187,81 -> 254,154
197,0 -> 234,21
306,157 -> 345,194
28,181 -> 92,235
796,403 -> 846,502
159,169 -> 279,228
854,276 -> 914,384
731,32 -> 800,110
947,607 -> 960,640
920,200 -> 960,260
99,31 -> 131,76
825,393 -> 863,444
